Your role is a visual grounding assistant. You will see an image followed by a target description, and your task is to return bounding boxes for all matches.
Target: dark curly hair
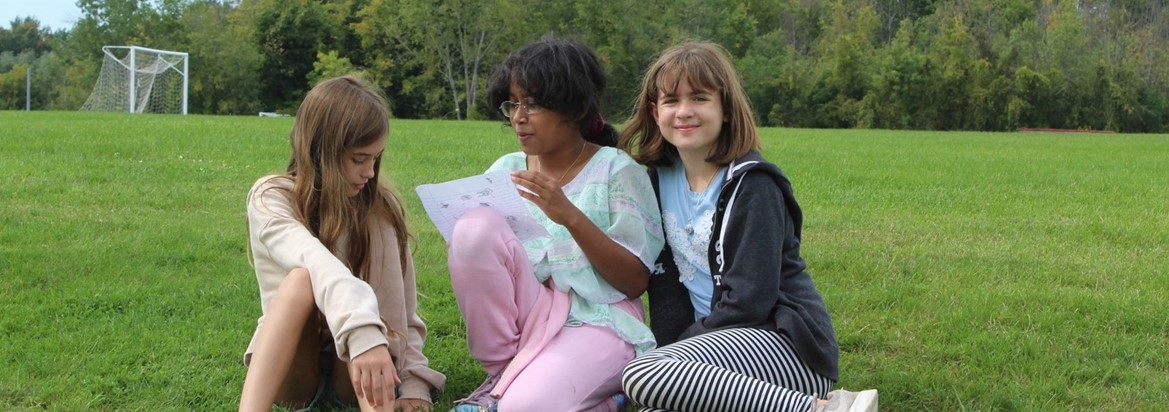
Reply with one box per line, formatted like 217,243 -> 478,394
486,36 -> 617,147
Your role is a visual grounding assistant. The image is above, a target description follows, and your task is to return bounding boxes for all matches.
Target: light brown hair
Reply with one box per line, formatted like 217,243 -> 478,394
276,75 -> 409,279
619,41 -> 762,167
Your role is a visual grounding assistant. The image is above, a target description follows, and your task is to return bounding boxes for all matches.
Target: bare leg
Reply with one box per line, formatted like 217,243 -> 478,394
239,268 -> 321,412
333,356 -> 357,404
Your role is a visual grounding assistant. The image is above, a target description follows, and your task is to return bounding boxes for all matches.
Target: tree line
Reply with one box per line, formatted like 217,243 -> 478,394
2,0 -> 1167,132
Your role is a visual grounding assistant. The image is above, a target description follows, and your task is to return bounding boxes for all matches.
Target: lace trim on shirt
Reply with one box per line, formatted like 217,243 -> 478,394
663,209 -> 714,283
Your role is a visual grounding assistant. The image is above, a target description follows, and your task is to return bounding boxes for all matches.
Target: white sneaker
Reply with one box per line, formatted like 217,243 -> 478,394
815,389 -> 878,412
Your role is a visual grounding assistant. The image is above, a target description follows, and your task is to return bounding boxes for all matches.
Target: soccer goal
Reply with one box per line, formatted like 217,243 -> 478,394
80,46 -> 189,114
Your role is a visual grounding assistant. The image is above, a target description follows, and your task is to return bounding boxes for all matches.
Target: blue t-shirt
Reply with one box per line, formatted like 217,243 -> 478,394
657,163 -> 727,320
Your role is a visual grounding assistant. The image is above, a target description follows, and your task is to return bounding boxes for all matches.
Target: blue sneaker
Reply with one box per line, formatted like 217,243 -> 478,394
449,403 -> 495,412
612,392 -> 629,409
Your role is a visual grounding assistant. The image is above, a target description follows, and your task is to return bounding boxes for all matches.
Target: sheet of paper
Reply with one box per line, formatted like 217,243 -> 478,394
415,171 -> 549,243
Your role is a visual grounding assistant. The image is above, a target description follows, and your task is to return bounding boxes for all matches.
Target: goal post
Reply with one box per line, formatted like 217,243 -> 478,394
80,46 -> 189,114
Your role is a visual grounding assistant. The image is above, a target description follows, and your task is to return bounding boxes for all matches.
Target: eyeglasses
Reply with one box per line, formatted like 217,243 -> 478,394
499,100 -> 543,118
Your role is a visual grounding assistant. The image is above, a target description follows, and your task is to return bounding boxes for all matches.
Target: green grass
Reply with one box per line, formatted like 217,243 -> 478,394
1,111 -> 1167,411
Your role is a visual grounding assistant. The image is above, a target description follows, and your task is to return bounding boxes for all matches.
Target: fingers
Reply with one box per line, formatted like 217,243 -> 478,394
511,171 -> 541,195
516,183 -> 539,198
369,369 -> 385,407
512,171 -> 562,201
351,368 -> 365,401
511,169 -> 545,184
385,367 -> 399,403
513,174 -> 550,207
361,368 -> 376,406
348,345 -> 400,410
350,364 -> 387,408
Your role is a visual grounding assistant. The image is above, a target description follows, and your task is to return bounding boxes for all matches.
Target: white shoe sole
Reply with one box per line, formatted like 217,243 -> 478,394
849,389 -> 878,412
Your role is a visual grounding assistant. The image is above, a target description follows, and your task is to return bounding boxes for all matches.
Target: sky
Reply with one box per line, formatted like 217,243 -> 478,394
0,0 -> 83,31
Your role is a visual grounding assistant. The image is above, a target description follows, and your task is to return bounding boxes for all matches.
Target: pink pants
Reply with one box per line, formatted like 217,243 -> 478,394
448,207 -> 632,412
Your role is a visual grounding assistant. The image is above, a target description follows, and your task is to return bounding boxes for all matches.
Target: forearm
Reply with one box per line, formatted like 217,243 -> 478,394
564,210 -> 649,298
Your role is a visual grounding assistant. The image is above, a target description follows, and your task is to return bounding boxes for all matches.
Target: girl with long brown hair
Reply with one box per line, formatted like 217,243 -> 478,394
240,75 -> 444,412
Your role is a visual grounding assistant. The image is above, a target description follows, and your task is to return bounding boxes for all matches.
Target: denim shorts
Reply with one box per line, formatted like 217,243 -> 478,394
292,343 -> 344,412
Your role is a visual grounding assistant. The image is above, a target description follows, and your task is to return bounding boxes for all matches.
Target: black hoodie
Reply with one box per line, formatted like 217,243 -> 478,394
646,150 -> 840,381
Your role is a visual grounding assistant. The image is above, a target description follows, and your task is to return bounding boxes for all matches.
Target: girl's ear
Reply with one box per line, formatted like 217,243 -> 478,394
651,103 -> 659,122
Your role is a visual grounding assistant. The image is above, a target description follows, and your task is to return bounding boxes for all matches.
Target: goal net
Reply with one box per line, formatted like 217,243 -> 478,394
80,46 -> 189,114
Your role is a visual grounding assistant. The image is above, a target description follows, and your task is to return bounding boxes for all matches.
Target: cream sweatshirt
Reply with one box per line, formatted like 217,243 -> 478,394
244,176 -> 445,401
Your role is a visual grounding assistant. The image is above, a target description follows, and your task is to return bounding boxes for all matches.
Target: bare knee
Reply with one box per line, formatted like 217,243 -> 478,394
275,268 -> 316,310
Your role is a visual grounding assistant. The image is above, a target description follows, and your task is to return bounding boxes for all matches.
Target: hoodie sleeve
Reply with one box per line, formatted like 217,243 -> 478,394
247,177 -> 388,361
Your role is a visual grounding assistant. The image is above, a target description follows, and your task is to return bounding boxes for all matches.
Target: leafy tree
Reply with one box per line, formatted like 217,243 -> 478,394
16,0 -> 1167,131
69,0 -> 186,56
551,0 -> 672,119
738,31 -> 785,126
31,50 -> 69,110
810,0 -> 879,128
349,0 -> 411,115
0,60 -> 29,110
995,0 -> 1036,28
861,19 -> 928,129
355,0 -> 530,119
308,50 -> 360,87
1,17 -> 53,55
919,10 -> 992,129
180,0 -> 262,114
0,48 -> 63,110
1005,66 -> 1053,129
717,3 -> 758,57
771,0 -> 826,56
1091,61 -> 1166,132
874,0 -> 939,42
654,0 -> 755,56
242,0 -> 343,111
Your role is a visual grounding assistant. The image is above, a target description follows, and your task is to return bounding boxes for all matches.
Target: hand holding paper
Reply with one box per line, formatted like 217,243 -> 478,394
415,171 -> 549,243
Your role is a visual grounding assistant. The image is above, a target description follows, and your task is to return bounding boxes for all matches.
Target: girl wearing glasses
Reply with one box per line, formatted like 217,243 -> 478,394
445,37 -> 664,412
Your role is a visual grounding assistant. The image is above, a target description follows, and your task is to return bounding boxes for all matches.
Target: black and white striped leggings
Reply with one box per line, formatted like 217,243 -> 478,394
622,328 -> 833,412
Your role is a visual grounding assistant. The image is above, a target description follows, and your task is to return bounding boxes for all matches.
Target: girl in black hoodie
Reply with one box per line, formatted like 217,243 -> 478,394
618,41 -> 877,412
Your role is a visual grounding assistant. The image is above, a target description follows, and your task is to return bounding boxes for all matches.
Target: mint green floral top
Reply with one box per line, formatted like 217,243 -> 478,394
487,146 -> 664,354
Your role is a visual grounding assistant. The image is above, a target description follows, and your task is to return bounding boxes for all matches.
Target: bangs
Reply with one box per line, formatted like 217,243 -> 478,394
509,69 -> 547,104
652,51 -> 725,97
487,37 -> 602,123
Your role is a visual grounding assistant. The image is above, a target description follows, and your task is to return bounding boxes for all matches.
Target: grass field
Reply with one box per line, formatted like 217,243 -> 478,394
1,111 -> 1167,411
